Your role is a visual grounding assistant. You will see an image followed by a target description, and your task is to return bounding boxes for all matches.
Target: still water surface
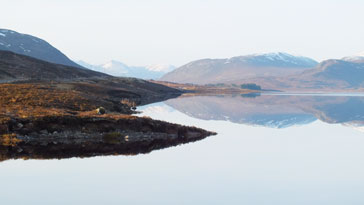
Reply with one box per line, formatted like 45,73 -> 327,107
1,94 -> 364,204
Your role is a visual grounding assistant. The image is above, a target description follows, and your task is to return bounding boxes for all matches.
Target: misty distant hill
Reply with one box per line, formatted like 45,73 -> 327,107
0,29 -> 82,68
161,52 -> 364,90
161,52 -> 318,84
0,50 -> 107,81
341,52 -> 364,63
236,59 -> 364,90
78,60 -> 175,80
303,59 -> 364,87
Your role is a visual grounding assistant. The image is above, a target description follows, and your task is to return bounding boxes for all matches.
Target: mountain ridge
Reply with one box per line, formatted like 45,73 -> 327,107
0,50 -> 107,81
0,28 -> 82,68
78,60 -> 175,79
161,52 -> 364,90
161,52 -> 318,84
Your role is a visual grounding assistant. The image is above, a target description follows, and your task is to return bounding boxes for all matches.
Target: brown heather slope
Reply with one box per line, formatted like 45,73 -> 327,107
0,77 -> 184,117
151,80 -> 259,95
0,78 -> 215,161
0,50 -> 107,81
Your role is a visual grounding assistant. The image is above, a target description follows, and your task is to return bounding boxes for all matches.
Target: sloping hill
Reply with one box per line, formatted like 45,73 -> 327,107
227,59 -> 364,90
161,52 -> 318,84
0,29 -> 82,68
303,60 -> 364,87
0,50 -> 107,81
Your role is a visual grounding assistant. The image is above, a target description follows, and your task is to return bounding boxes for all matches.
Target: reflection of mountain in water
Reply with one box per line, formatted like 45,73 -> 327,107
165,94 -> 364,128
242,113 -> 316,128
313,97 -> 364,123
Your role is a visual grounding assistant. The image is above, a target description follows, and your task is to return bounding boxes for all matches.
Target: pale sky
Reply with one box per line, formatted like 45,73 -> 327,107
1,0 -> 364,66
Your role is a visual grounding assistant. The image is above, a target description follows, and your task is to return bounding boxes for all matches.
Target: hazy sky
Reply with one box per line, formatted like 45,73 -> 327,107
1,0 -> 364,66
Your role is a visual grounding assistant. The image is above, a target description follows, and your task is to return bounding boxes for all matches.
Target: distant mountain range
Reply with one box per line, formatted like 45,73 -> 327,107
0,29 -> 82,68
161,52 -> 318,84
161,52 -> 364,90
78,60 -> 175,79
237,56 -> 364,90
0,28 -> 176,80
1,28 -> 363,90
0,50 -> 107,81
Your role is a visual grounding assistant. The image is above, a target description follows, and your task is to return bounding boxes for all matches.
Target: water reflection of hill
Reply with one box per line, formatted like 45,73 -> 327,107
165,94 -> 364,128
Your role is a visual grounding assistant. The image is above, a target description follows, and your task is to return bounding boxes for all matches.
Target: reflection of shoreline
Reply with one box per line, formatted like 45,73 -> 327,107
164,95 -> 364,129
0,131 -> 208,162
262,92 -> 364,97
0,115 -> 215,162
241,92 -> 261,98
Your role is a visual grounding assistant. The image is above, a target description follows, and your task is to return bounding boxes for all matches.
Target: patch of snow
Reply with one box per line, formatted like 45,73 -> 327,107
254,52 -> 294,62
145,64 -> 175,72
101,60 -> 129,75
249,52 -> 317,66
342,52 -> 364,62
342,56 -> 364,62
19,46 -> 31,53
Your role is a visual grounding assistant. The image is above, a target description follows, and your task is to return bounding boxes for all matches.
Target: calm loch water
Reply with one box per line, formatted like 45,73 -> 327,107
1,94 -> 364,204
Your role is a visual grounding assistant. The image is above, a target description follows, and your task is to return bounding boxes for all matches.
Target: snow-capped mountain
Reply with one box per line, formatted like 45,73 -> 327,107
342,52 -> 364,62
0,28 -> 82,68
77,60 -> 175,80
145,64 -> 176,72
241,52 -> 318,67
161,52 -> 318,84
100,60 -> 129,75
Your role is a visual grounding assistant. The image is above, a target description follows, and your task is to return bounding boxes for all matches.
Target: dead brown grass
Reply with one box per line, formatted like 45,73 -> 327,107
151,80 -> 256,95
0,133 -> 22,146
0,83 -> 96,118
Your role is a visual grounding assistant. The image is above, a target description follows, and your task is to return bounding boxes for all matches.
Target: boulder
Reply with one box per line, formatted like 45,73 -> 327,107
96,107 -> 106,115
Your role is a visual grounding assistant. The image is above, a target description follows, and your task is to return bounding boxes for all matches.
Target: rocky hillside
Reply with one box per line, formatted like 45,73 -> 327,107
0,29 -> 82,68
0,50 -> 107,81
161,52 -> 318,84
